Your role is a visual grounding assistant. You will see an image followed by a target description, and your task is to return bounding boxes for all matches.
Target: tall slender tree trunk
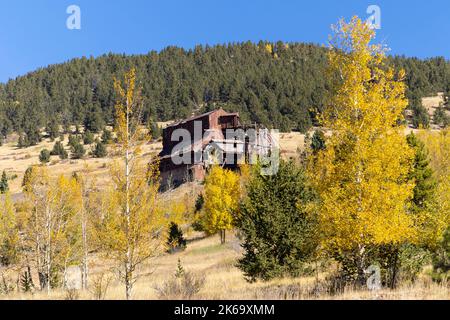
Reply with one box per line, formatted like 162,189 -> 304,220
124,97 -> 132,300
356,244 -> 366,287
355,158 -> 367,287
81,203 -> 88,290
46,206 -> 52,295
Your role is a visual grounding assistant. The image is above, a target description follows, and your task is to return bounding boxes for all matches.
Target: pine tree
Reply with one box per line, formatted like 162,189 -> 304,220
175,259 -> 185,278
17,134 -> 25,148
311,130 -> 326,153
0,171 -> 8,194
83,105 -> 104,133
92,141 -> 107,158
59,148 -> 68,160
407,132 -> 437,212
101,129 -> 113,144
412,103 -> 430,129
47,119 -> 60,141
68,134 -> 81,149
237,161 -> 318,282
83,130 -> 95,145
166,222 -> 187,253
50,141 -> 68,160
39,149 -> 51,164
148,119 -> 162,141
434,107 -> 450,128
71,143 -> 85,159
20,268 -> 35,293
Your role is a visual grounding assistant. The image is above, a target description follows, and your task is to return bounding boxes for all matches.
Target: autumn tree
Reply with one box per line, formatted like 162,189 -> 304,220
310,17 -> 416,285
22,168 -> 80,293
0,193 -> 20,267
372,132 -> 441,288
417,129 -> 450,278
71,166 -> 97,290
201,166 -> 240,244
96,68 -> 162,300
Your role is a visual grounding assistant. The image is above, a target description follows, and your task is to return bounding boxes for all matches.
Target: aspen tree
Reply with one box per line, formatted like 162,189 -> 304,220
99,68 -> 161,300
71,166 -> 96,290
417,129 -> 450,244
310,17 -> 416,283
202,166 -> 240,244
22,168 -> 78,293
0,193 -> 19,267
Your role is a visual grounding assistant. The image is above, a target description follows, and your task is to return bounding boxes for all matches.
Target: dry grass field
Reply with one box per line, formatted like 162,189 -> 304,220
0,134 -> 162,196
1,231 -> 448,300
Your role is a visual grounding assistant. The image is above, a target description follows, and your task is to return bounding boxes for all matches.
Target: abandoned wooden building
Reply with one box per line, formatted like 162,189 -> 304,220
158,108 -> 275,188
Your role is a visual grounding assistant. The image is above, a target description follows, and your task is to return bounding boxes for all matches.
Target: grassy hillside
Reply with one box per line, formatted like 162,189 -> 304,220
0,129 -> 305,196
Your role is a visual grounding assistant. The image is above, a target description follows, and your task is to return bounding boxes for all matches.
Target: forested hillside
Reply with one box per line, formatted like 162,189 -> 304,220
0,41 -> 449,145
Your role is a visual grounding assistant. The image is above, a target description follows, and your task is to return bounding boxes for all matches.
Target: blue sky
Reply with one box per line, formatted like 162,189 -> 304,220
0,0 -> 449,82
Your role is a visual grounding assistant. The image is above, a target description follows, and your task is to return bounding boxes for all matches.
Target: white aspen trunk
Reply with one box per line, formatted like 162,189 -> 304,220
125,95 -> 132,300
46,202 -> 53,295
81,194 -> 88,290
34,200 -> 44,291
356,148 -> 366,285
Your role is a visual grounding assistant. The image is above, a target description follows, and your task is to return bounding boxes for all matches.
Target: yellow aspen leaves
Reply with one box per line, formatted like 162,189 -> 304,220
311,17 -> 416,253
202,166 -> 240,244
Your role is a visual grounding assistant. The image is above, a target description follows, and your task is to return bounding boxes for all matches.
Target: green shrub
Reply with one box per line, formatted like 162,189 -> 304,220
92,141 -> 107,158
101,129 -> 113,144
432,227 -> 450,282
83,130 -> 95,145
39,149 -> 51,164
68,134 -> 81,149
71,143 -> 85,159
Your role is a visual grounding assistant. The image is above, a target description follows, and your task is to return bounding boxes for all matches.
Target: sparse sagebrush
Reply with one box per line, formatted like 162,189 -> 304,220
0,274 -> 15,295
90,273 -> 113,300
155,260 -> 205,300
64,288 -> 79,300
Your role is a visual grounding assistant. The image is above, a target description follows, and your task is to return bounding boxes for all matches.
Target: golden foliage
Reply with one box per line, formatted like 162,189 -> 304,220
99,68 -> 163,299
311,17 -> 416,254
417,129 -> 450,243
0,192 -> 20,265
202,166 -> 240,238
21,167 -> 81,291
